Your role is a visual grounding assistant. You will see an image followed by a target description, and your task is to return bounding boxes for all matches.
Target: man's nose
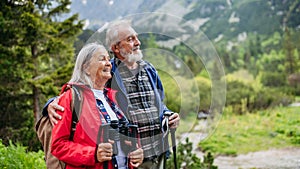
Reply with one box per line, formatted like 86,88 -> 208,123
134,37 -> 141,46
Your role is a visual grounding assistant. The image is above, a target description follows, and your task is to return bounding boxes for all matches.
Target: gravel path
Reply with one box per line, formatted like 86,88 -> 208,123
214,147 -> 300,169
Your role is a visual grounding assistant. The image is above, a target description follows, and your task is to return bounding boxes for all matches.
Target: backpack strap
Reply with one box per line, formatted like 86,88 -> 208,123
69,85 -> 82,141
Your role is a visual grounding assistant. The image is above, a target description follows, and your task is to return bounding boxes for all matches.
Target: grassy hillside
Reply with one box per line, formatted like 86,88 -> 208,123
198,106 -> 300,155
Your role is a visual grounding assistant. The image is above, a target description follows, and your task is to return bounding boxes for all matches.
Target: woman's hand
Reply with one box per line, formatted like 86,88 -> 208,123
129,146 -> 144,167
96,140 -> 114,163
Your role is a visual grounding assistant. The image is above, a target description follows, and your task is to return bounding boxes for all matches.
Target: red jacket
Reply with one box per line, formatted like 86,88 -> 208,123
51,83 -> 132,169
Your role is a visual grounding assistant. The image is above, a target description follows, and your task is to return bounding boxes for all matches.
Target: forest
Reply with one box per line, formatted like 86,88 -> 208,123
0,0 -> 299,168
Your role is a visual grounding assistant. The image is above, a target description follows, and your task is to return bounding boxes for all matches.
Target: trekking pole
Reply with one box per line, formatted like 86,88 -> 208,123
170,127 -> 177,169
163,112 -> 178,169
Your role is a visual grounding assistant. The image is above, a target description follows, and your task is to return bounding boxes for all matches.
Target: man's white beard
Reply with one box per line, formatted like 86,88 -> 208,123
120,49 -> 143,63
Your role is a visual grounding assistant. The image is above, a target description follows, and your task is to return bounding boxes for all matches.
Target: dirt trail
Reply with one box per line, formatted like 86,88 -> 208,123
180,120 -> 300,169
214,147 -> 300,169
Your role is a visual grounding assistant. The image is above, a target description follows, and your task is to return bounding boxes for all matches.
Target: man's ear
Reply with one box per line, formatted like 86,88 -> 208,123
112,45 -> 119,53
111,45 -> 125,60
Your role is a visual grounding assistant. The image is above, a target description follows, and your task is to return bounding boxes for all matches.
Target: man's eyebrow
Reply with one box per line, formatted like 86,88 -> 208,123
127,33 -> 138,38
125,35 -> 133,39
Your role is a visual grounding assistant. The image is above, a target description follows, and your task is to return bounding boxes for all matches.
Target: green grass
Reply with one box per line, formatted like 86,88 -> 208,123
198,106 -> 300,156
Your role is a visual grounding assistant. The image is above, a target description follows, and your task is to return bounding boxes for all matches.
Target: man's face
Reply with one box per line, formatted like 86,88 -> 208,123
116,26 -> 143,63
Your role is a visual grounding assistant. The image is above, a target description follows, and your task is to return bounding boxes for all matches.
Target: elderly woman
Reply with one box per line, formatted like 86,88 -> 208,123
51,43 -> 143,169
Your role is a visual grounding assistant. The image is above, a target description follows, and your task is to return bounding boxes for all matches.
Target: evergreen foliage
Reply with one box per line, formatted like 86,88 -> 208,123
0,0 -> 83,151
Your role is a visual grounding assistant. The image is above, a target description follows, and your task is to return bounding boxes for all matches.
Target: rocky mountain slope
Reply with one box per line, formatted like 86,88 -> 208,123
70,0 -> 300,46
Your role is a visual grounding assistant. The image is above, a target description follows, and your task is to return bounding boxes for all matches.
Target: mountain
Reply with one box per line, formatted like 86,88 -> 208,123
70,0 -> 165,29
69,0 -> 300,47
183,0 -> 300,41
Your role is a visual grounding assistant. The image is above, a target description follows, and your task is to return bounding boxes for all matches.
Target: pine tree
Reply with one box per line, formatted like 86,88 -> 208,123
0,0 -> 83,149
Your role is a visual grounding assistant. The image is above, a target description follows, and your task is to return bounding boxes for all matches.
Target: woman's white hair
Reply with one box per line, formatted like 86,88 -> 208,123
69,43 -> 105,87
105,20 -> 132,52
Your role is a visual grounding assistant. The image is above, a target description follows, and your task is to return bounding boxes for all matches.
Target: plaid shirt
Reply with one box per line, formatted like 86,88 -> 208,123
116,60 -> 163,158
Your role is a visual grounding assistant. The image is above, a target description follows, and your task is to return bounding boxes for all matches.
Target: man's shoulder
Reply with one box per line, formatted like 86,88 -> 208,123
109,58 -> 117,74
142,60 -> 156,71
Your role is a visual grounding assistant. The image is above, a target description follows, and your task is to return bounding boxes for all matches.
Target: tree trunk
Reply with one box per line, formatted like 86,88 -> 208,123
32,44 -> 40,123
33,86 -> 40,122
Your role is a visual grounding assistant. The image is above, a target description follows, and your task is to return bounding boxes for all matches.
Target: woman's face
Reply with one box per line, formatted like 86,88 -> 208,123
86,47 -> 112,89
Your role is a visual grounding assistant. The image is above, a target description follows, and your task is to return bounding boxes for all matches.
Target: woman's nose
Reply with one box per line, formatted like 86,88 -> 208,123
105,60 -> 112,66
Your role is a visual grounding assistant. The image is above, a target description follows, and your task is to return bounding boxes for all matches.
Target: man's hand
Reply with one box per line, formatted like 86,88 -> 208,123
48,96 -> 64,126
129,145 -> 144,167
168,112 -> 180,129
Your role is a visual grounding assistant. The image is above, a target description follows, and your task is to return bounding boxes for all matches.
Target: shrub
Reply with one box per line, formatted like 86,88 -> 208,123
226,80 -> 254,114
251,87 -> 294,110
226,80 -> 294,114
195,76 -> 211,111
0,126 -> 41,152
0,140 -> 46,169
261,72 -> 287,87
166,138 -> 218,169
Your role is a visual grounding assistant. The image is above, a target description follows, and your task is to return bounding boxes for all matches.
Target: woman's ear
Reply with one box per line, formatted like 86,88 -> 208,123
83,63 -> 90,75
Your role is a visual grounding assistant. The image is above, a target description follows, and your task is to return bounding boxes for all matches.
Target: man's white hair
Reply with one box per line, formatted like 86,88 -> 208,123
105,20 -> 132,52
